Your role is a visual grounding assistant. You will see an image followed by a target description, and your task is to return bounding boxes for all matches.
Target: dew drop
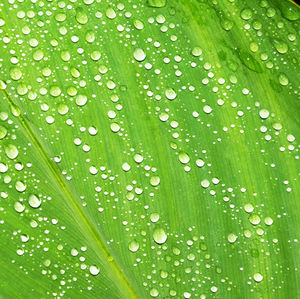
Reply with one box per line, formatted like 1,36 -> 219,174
278,73 -> 289,86
244,203 -> 254,213
253,273 -> 263,282
192,47 -> 202,57
122,163 -> 131,172
203,105 -> 212,114
106,8 -> 116,19
165,88 -> 177,101
133,48 -> 146,62
153,228 -> 167,244
147,0 -> 166,8
273,39 -> 288,54
150,176 -> 160,186
89,265 -> 100,276
28,194 -> 41,208
150,213 -> 160,223
179,152 -> 190,164
196,159 -> 205,168
50,86 -> 61,97
227,233 -> 238,243
76,8 -> 88,25
10,68 -> 22,81
128,240 -> 139,252
240,8 -> 252,20
201,179 -> 210,188
134,154 -> 143,163
259,109 -> 270,119
5,144 -> 19,159
14,202 -> 25,213
0,126 -> 7,139
15,181 -> 26,192
264,217 -> 273,226
249,214 -> 261,225
76,94 -> 87,106
150,288 -> 159,297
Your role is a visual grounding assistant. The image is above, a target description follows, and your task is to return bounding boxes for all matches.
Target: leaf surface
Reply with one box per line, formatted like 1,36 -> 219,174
0,0 -> 299,298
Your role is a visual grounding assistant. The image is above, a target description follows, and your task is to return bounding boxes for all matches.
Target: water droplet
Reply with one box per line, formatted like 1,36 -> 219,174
50,86 -> 61,97
150,176 -> 160,186
179,152 -> 190,164
106,8 -> 116,19
0,163 -> 8,173
259,109 -> 270,119
221,19 -> 233,31
244,203 -> 254,213
227,233 -> 238,243
203,105 -> 212,114
192,47 -> 202,57
253,273 -> 263,282
15,181 -> 26,192
58,104 -> 69,115
134,20 -> 144,30
150,288 -> 159,297
249,214 -> 261,225
273,39 -> 288,54
129,240 -> 139,252
147,0 -> 166,8
278,73 -> 289,86
89,265 -> 100,276
150,213 -> 160,223
76,94 -> 87,106
5,144 -> 19,159
0,80 -> 7,89
134,154 -> 143,163
133,48 -> 146,62
238,50 -> 263,73
240,8 -> 252,20
201,179 -> 210,188
196,159 -> 205,168
10,68 -> 22,81
14,202 -> 25,213
122,163 -> 131,172
0,126 -> 7,139
28,194 -> 41,208
264,217 -> 273,226
110,123 -> 120,132
76,8 -> 88,25
153,228 -> 167,244
165,88 -> 177,100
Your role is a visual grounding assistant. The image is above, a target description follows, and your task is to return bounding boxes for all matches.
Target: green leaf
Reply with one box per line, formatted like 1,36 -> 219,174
0,0 -> 299,298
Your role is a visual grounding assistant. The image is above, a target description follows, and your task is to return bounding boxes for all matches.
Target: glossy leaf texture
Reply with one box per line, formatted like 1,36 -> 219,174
0,0 -> 299,298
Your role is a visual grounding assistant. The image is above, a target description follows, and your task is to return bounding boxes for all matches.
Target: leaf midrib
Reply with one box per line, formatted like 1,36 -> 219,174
1,88 -> 140,299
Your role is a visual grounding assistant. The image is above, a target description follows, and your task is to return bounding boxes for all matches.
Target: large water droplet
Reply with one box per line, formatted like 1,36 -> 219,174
147,0 -> 166,8
253,273 -> 263,282
133,48 -> 146,62
165,88 -> 177,100
76,8 -> 88,25
129,240 -> 139,252
153,228 -> 167,244
5,144 -> 19,159
179,152 -> 190,164
0,126 -> 7,139
28,194 -> 41,208
89,265 -> 100,276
